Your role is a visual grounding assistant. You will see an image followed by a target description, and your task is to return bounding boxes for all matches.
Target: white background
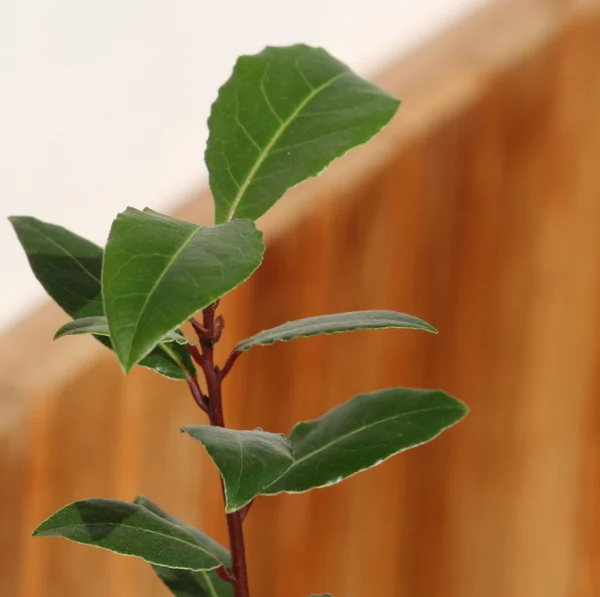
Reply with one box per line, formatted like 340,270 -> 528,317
0,0 -> 489,332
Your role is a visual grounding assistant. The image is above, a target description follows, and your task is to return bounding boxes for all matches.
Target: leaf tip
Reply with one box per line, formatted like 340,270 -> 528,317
121,361 -> 135,375
117,348 -> 137,375
457,398 -> 470,417
8,214 -> 29,226
31,519 -> 47,537
7,215 -> 24,232
113,351 -> 135,375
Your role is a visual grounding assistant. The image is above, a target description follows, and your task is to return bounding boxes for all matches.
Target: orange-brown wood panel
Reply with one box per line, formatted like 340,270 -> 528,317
0,387 -> 28,597
2,3 -> 600,597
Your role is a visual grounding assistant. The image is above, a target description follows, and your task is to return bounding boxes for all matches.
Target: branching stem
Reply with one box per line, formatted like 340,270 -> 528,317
220,350 -> 242,380
184,371 -> 208,413
187,304 -> 250,597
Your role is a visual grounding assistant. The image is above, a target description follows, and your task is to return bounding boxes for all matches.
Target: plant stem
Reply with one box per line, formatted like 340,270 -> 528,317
190,304 -> 250,597
225,510 -> 249,595
220,349 -> 241,380
183,370 -> 208,413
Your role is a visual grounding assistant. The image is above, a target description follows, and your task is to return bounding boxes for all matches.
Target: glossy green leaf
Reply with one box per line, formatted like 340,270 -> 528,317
206,44 -> 400,223
54,316 -> 193,345
141,340 -> 196,380
182,426 -> 294,513
8,216 -> 194,380
236,310 -> 436,352
9,216 -> 105,319
102,208 -> 264,372
310,594 -> 333,596
147,564 -> 233,597
134,496 -> 234,597
263,388 -> 468,495
32,499 -> 223,570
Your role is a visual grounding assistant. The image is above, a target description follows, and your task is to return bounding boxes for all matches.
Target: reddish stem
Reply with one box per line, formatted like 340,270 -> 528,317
184,371 -> 208,413
220,350 -> 241,380
187,343 -> 204,367
224,510 -> 249,597
188,304 -> 250,597
189,316 -> 207,337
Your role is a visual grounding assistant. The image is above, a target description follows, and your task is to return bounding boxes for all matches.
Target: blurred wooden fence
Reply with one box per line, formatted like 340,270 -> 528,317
2,1 -> 600,596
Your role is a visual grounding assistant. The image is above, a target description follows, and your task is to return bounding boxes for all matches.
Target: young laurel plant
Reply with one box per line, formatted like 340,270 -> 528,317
10,45 -> 467,597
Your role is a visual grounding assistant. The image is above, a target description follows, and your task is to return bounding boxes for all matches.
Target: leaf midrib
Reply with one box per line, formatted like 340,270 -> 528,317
37,521 -> 220,567
283,404 -> 459,471
126,225 -> 202,364
224,70 -> 349,222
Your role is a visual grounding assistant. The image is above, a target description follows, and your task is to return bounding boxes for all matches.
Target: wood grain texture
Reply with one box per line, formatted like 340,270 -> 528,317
2,2 -> 600,596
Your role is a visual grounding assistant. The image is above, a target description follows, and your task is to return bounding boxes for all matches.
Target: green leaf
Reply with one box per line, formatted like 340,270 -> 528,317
143,342 -> 197,380
32,499 -> 223,571
8,216 -> 194,381
206,44 -> 400,223
134,496 -> 230,565
147,564 -> 233,597
182,427 -> 294,513
134,496 -> 234,597
236,310 -> 437,352
102,208 -> 264,372
54,316 -> 193,345
310,594 -> 333,596
263,388 -> 468,495
9,216 -> 105,319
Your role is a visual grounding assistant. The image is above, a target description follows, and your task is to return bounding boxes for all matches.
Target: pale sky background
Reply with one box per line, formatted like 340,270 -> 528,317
0,0 -> 490,332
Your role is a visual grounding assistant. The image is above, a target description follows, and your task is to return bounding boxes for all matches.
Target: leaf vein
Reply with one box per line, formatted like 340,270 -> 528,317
39,522 -> 219,563
289,405 -> 458,469
260,63 -> 283,124
271,129 -> 349,156
126,226 -> 202,360
225,71 -> 349,221
233,92 -> 262,152
294,59 -> 315,91
222,153 -> 242,188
